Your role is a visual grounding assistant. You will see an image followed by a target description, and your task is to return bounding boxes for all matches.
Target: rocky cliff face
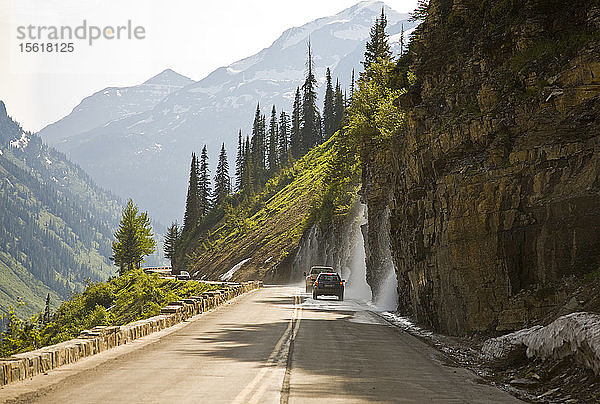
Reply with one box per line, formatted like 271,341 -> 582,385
363,0 -> 600,335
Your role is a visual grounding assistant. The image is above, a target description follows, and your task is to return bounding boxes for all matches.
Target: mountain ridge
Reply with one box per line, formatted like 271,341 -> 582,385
0,100 -> 126,319
39,69 -> 194,146
38,1 -> 416,225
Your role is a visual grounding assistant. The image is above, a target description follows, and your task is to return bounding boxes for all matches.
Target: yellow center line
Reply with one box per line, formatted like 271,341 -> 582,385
231,294 -> 302,404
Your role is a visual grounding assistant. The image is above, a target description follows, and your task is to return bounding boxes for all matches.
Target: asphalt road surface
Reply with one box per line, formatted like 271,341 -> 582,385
0,286 -> 521,403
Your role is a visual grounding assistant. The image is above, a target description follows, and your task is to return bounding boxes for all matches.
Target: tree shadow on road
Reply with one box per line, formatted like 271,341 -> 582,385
173,294 -> 519,403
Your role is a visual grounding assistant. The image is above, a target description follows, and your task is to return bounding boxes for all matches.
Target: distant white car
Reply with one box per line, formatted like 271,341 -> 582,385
176,271 -> 191,281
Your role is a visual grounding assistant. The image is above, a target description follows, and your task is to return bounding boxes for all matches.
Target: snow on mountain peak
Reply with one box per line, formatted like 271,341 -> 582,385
274,1 -> 405,50
40,1 -> 418,224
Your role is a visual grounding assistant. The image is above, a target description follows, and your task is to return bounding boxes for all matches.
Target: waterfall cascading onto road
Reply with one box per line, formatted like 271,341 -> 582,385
290,201 -> 372,301
362,204 -> 399,312
344,204 -> 372,301
290,226 -> 320,284
288,200 -> 404,310
374,263 -> 399,311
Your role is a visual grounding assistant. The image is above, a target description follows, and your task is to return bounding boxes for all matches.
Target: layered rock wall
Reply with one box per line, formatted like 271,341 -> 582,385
363,0 -> 600,334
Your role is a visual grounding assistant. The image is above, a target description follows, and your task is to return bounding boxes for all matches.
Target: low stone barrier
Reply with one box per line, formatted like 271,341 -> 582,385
0,280 -> 262,387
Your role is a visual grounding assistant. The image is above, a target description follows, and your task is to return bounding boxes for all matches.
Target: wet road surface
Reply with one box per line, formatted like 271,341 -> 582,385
0,286 -> 521,403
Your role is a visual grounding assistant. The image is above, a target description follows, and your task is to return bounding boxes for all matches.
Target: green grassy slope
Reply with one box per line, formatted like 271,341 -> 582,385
0,269 -> 220,356
0,253 -> 62,319
186,133 -> 359,282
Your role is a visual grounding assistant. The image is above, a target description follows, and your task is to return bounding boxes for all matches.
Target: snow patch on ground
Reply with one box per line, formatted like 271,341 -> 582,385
378,311 -> 434,338
482,325 -> 543,367
220,258 -> 251,281
172,104 -> 191,114
188,84 -> 223,95
482,312 -> 600,374
9,132 -> 30,149
525,312 -> 600,373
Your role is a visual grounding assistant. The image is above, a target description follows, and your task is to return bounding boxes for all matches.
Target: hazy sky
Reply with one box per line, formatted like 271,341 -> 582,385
0,0 -> 418,131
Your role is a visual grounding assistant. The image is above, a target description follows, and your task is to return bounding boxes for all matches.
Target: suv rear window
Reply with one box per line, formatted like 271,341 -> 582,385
318,274 -> 340,282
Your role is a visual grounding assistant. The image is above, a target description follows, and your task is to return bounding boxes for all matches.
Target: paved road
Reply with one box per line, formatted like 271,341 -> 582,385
0,286 -> 521,403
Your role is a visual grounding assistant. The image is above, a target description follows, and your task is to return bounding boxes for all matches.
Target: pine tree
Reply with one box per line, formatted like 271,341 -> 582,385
250,104 -> 266,185
409,0 -> 430,22
235,130 -> 243,191
300,41 -> 319,154
268,105 -> 278,174
400,23 -> 405,55
182,153 -> 200,233
198,145 -> 211,215
214,143 -> 231,205
290,87 -> 302,159
334,79 -> 345,130
164,221 -> 180,268
241,136 -> 253,194
350,69 -> 355,102
363,7 -> 392,75
250,104 -> 261,168
323,68 -> 335,139
43,293 -> 51,324
260,113 -> 267,168
111,198 -> 155,275
317,112 -> 324,144
278,111 -> 289,166
378,8 -> 391,57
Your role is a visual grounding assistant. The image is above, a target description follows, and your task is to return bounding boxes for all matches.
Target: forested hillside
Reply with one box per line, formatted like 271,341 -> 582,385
167,42 -> 359,281
0,101 -> 122,320
176,133 -> 359,282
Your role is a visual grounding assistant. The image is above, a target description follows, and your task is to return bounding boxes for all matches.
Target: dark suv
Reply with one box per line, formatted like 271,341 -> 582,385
304,266 -> 334,292
312,273 -> 345,301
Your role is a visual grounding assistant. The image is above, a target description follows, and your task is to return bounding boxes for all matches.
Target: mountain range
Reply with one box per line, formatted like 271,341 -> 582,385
38,1 -> 416,225
0,101 -> 122,319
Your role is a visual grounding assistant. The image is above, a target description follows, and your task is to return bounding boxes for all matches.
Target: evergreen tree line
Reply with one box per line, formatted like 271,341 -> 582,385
236,46 -> 349,196
165,42 -> 355,270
